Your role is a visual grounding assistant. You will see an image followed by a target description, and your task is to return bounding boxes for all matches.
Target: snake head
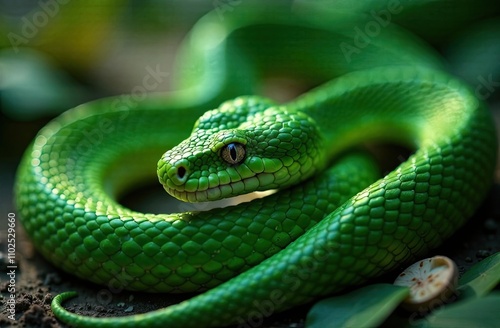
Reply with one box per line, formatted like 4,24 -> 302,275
157,96 -> 325,203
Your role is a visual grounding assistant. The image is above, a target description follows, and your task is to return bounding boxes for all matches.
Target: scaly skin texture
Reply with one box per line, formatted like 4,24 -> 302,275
14,1 -> 498,327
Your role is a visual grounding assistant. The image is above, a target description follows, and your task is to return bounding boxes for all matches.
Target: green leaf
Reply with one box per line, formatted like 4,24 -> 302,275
418,292 -> 500,328
457,252 -> 500,300
306,284 -> 409,328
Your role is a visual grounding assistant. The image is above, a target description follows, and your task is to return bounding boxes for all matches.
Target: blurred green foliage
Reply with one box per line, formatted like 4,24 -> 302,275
0,0 -> 212,120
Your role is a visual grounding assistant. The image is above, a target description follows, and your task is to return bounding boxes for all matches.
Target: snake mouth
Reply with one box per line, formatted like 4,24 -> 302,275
164,185 -> 277,209
162,175 -> 270,203
164,185 -> 225,203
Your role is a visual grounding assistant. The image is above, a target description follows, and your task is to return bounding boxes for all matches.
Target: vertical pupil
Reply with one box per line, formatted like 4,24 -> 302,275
229,144 -> 237,161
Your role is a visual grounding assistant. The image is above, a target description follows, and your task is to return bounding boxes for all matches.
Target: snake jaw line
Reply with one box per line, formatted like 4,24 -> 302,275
162,175 -> 268,203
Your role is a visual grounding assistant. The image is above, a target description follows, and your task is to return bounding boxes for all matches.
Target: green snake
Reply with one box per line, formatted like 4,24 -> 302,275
14,1 -> 498,327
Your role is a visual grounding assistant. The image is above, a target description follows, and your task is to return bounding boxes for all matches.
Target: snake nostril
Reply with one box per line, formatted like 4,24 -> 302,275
177,166 -> 187,180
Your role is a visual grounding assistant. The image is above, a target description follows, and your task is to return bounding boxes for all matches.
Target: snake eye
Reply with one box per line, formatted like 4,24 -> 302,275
221,143 -> 246,165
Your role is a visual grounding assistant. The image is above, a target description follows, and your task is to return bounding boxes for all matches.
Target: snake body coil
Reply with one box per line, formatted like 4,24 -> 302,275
15,1 -> 498,327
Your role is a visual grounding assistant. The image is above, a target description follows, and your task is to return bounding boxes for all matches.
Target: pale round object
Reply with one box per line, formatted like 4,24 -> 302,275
394,255 -> 459,311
